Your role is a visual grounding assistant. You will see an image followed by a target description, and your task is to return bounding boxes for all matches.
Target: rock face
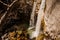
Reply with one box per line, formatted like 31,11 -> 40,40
44,0 -> 60,38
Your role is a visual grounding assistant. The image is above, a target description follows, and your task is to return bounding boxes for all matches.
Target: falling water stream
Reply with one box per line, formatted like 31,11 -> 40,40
30,0 -> 46,38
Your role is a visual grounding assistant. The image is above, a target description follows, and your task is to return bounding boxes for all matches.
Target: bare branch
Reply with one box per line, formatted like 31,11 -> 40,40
9,0 -> 17,7
0,1 -> 8,6
0,0 -> 18,24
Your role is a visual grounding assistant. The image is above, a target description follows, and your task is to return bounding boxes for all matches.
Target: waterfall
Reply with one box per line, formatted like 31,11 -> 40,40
29,0 -> 37,27
34,0 -> 46,38
28,0 -> 38,39
28,0 -> 46,39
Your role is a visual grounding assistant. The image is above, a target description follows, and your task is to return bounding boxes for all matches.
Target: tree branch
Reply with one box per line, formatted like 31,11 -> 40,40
0,0 -> 18,24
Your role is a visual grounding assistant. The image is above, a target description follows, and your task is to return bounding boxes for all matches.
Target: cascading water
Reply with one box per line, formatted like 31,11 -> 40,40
33,0 -> 46,38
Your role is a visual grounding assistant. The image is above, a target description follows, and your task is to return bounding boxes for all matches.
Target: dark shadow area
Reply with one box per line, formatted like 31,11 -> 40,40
0,0 -> 33,37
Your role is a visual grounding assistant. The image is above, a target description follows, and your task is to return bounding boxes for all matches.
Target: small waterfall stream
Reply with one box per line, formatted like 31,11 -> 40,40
28,0 -> 46,39
29,0 -> 37,27
35,0 -> 45,37
29,0 -> 46,38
